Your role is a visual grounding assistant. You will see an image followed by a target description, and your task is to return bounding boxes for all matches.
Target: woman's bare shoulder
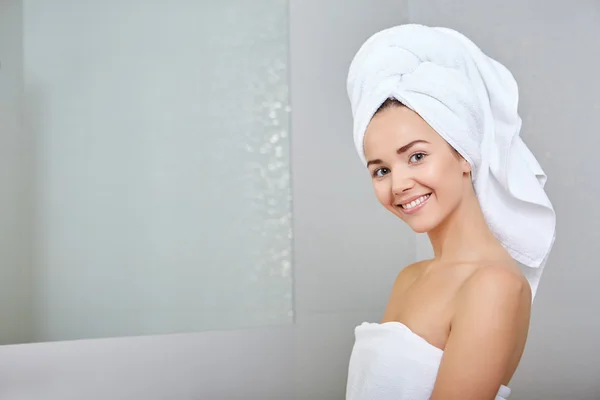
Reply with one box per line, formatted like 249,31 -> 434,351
391,259 -> 431,293
461,262 -> 530,301
454,261 -> 531,321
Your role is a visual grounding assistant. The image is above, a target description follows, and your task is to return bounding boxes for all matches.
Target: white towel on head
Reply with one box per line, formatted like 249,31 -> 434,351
347,24 -> 556,298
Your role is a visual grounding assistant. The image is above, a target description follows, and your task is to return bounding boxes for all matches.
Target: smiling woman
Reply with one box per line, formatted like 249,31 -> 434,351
365,100 -> 472,234
345,24 -> 555,400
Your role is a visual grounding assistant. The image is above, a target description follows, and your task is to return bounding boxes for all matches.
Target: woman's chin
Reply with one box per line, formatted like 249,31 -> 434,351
388,207 -> 438,233
410,225 -> 430,234
406,218 -> 438,234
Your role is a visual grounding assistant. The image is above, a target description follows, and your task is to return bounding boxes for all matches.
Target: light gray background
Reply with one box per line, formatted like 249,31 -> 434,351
1,1 -> 599,399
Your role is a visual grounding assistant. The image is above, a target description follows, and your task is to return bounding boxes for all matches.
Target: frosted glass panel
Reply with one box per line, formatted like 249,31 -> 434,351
6,0 -> 292,344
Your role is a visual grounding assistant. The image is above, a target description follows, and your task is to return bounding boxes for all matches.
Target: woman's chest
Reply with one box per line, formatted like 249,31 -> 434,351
381,265 -> 474,350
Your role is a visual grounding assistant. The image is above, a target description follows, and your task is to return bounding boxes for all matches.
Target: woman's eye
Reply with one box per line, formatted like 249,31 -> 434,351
373,168 -> 390,178
409,152 -> 426,163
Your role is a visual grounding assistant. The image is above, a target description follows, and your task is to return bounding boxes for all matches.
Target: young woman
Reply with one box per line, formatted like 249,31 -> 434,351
345,25 -> 556,400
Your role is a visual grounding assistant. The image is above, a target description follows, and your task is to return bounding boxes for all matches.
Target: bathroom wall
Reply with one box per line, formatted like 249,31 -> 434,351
0,0 -> 598,399
0,0 -> 33,345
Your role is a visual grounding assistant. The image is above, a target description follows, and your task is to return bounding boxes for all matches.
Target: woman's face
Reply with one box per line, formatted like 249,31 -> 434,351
363,105 -> 472,233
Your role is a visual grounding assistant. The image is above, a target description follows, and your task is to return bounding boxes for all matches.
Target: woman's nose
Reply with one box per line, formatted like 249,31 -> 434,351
391,172 -> 415,195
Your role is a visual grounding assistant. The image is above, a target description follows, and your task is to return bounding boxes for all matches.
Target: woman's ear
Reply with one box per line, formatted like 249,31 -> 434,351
450,145 -> 472,175
460,157 -> 472,175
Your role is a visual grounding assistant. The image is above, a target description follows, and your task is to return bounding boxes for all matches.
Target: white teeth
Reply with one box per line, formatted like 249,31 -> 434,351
401,194 -> 430,210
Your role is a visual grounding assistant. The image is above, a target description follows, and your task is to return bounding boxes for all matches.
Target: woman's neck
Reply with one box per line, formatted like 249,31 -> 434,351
427,193 -> 506,263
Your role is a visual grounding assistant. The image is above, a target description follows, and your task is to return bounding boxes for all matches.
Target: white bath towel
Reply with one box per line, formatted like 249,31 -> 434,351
347,24 -> 556,297
346,322 -> 512,399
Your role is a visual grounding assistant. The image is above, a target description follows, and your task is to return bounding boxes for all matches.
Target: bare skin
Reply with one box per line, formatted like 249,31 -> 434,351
364,102 -> 532,399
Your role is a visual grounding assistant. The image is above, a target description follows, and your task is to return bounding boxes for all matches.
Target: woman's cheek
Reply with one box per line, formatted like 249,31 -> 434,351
373,181 -> 392,207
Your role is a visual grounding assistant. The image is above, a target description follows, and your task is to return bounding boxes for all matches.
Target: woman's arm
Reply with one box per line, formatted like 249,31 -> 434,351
430,266 -> 531,400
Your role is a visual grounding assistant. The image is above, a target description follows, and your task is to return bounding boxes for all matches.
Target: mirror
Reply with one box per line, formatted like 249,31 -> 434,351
0,0 -> 293,345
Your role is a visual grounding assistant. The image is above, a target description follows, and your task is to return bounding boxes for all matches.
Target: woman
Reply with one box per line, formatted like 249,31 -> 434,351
345,25 -> 556,400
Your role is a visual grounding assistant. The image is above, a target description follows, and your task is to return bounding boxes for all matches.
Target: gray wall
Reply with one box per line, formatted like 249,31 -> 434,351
1,1 -> 599,399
